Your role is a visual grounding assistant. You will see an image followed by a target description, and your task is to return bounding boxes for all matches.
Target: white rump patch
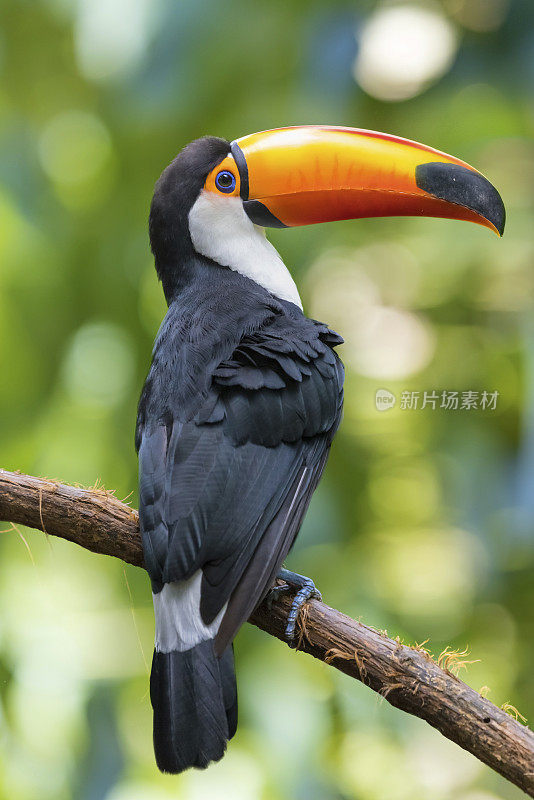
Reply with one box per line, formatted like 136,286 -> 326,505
153,571 -> 227,653
188,190 -> 302,309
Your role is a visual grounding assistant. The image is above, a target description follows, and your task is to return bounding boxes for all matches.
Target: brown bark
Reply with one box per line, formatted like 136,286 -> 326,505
1,468 -> 533,796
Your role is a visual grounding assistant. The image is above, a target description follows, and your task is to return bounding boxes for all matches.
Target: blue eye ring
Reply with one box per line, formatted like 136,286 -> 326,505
215,170 -> 236,193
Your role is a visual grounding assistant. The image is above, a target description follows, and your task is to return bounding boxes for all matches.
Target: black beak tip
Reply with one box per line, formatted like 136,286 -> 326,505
415,162 -> 506,237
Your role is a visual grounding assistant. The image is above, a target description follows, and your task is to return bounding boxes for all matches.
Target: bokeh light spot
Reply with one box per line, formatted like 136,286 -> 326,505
61,321 -> 135,410
368,526 -> 487,627
75,0 -> 153,80
446,0 -> 510,32
354,4 -> 458,101
368,459 -> 441,525
307,247 -> 435,379
39,110 -> 112,187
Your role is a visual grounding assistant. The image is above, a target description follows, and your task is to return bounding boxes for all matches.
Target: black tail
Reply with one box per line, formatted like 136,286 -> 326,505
150,640 -> 237,773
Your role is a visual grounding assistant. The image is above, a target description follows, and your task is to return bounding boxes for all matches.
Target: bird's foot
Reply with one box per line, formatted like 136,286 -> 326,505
265,580 -> 292,610
270,568 -> 322,648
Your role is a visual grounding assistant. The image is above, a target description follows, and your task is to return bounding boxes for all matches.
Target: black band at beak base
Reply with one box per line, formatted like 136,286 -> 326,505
415,162 -> 506,236
230,141 -> 249,201
231,141 -> 287,227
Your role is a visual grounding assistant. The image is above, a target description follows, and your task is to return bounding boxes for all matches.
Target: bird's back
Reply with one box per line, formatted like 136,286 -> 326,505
136,264 -> 343,772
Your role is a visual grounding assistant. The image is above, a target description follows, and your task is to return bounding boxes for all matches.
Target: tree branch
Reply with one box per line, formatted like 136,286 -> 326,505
1,468 -> 533,796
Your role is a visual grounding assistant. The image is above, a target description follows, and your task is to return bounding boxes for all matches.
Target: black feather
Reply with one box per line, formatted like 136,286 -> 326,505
137,250 -> 344,773
150,640 -> 236,773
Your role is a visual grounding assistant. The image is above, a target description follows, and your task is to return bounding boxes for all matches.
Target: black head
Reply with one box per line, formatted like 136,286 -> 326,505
149,136 -> 231,301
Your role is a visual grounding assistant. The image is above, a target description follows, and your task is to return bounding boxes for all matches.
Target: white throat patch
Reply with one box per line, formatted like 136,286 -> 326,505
188,190 -> 302,309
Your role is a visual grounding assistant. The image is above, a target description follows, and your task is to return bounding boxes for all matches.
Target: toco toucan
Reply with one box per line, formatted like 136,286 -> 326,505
136,126 -> 505,773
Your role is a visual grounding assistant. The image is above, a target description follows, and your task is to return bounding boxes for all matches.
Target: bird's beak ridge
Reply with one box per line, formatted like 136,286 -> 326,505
231,126 -> 505,236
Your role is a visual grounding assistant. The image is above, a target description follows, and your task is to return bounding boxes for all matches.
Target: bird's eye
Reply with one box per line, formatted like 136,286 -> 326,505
215,170 -> 236,193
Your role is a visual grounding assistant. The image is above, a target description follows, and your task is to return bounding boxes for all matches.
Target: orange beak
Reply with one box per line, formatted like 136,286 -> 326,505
228,126 -> 505,235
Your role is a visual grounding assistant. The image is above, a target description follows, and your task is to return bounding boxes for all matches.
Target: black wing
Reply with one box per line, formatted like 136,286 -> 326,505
138,317 -> 344,654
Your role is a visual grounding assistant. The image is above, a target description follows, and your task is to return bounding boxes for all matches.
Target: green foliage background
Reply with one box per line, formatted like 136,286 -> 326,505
1,1 -> 533,798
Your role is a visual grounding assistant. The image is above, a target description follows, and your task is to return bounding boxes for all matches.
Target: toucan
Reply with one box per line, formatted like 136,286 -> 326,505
136,126 -> 505,773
